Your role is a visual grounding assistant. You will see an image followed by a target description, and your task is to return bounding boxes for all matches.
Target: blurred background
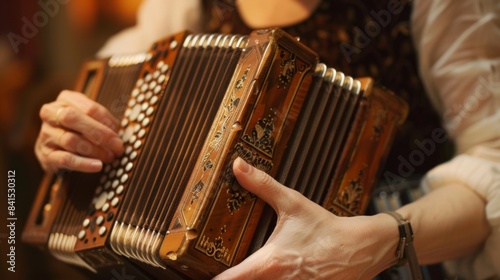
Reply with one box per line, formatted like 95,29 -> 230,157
0,1 -> 141,279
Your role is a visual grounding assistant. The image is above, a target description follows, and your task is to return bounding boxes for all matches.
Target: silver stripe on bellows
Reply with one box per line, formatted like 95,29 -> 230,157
109,221 -> 166,269
48,232 -> 97,273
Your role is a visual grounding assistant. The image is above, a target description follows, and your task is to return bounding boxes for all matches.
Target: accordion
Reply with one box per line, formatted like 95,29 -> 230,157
23,28 -> 407,279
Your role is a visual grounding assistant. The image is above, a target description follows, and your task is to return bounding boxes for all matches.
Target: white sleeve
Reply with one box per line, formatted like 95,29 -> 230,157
96,0 -> 202,57
412,0 -> 500,279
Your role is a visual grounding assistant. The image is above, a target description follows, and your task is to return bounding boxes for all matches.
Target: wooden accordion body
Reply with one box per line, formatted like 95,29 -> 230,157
23,29 -> 408,279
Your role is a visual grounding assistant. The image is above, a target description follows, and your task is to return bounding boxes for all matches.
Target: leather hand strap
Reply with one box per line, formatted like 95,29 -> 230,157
384,211 -> 423,280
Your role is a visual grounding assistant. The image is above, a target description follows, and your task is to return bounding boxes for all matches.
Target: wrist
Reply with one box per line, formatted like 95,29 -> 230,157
366,213 -> 401,272
345,213 -> 400,277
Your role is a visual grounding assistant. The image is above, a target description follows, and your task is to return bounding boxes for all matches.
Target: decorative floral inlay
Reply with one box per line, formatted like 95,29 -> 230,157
190,181 -> 204,205
241,116 -> 275,157
206,69 -> 246,155
335,169 -> 364,213
278,51 -> 297,89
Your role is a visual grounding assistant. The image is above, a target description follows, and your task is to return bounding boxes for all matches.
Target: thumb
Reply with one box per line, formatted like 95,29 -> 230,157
232,157 -> 297,213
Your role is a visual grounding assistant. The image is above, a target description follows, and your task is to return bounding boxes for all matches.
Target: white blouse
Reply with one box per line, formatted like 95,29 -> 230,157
413,0 -> 500,279
98,0 -> 500,278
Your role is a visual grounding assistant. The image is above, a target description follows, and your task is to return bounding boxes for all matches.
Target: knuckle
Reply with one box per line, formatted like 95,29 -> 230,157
76,140 -> 93,156
59,132 -> 76,148
253,168 -> 276,187
58,89 -> 74,99
88,128 -> 105,144
59,107 -> 77,124
38,125 -> 51,142
59,153 -> 77,169
39,104 -> 51,121
84,101 -> 100,116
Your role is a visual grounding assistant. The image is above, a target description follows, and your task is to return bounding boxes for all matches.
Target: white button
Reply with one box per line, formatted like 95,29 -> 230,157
107,191 -> 115,200
78,230 -> 86,240
94,192 -> 107,210
96,215 -> 104,225
111,197 -> 120,207
99,226 -> 107,236
120,174 -> 129,183
150,96 -> 158,105
124,108 -> 131,118
132,88 -> 140,97
154,84 -> 162,94
130,104 -> 142,121
82,218 -> 90,228
125,146 -> 133,154
130,151 -> 137,160
116,185 -> 124,195
129,135 -> 137,144
102,203 -> 110,212
121,118 -> 129,127
133,140 -> 142,149
125,162 -> 133,172
137,113 -> 145,122
142,118 -> 150,127
137,94 -> 145,103
138,129 -> 146,138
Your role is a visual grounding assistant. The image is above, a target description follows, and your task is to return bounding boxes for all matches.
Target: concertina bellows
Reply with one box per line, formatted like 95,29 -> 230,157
23,28 -> 408,279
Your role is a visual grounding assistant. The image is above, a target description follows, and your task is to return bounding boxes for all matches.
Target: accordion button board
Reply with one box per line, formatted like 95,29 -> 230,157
23,28 -> 408,279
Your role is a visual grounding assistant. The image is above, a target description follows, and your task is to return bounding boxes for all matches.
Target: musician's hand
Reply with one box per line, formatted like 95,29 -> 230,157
214,158 -> 399,280
35,90 -> 124,173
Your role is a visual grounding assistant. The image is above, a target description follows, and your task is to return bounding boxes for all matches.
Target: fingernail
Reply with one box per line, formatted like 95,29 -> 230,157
236,157 -> 251,173
89,160 -> 103,171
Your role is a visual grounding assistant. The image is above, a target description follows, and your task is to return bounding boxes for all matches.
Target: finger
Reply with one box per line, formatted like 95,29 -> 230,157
40,104 -> 124,156
57,90 -> 120,131
45,125 -> 116,163
232,157 -> 301,214
43,149 -> 103,173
